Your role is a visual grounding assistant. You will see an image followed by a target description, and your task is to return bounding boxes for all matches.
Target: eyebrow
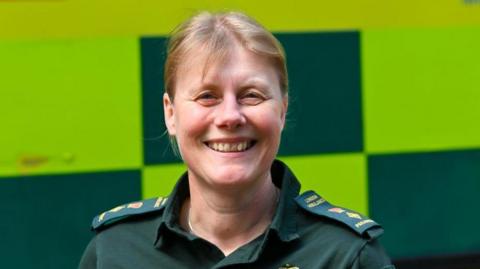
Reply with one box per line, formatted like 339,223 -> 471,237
187,73 -> 272,95
241,77 -> 269,86
238,77 -> 273,93
186,82 -> 218,96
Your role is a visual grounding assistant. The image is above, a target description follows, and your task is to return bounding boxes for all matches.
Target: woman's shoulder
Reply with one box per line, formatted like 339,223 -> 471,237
292,190 -> 394,268
294,190 -> 383,240
91,196 -> 168,232
79,197 -> 169,268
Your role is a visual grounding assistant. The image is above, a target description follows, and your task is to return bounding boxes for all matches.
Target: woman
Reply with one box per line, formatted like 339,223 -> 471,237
79,11 -> 394,269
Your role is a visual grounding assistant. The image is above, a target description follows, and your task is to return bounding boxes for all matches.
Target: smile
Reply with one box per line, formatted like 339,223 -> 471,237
205,141 -> 255,152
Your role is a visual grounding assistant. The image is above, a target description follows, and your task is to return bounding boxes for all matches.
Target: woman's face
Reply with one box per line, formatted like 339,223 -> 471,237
164,44 -> 287,190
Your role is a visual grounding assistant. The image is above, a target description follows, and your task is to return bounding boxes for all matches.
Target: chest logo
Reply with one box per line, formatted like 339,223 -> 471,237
279,264 -> 299,269
346,212 -> 362,219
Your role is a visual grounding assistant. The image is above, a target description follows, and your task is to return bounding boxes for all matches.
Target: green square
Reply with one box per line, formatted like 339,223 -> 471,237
140,33 -> 363,163
369,149 -> 480,258
362,28 -> 480,153
141,37 -> 180,165
276,32 -> 363,155
0,170 -> 141,269
0,38 -> 142,176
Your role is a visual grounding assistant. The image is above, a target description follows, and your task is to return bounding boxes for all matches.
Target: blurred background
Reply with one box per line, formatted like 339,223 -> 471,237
1,0 -> 479,268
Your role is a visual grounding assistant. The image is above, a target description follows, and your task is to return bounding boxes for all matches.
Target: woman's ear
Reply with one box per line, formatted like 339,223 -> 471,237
163,93 -> 176,135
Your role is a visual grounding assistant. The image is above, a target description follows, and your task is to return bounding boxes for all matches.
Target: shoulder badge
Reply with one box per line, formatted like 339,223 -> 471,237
91,196 -> 168,230
295,190 -> 383,239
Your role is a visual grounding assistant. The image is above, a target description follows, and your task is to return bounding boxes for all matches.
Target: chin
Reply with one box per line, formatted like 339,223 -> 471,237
207,168 -> 256,187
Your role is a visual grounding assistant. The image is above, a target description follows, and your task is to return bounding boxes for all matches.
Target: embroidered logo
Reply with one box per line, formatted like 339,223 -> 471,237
109,205 -> 126,213
279,264 -> 299,269
328,207 -> 345,213
346,212 -> 362,219
127,202 -> 143,209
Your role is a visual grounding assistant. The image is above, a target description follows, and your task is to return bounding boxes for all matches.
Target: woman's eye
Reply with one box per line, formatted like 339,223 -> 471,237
199,93 -> 215,99
195,92 -> 219,105
240,91 -> 266,105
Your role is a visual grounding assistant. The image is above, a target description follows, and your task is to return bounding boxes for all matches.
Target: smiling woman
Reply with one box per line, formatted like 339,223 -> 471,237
79,11 -> 395,269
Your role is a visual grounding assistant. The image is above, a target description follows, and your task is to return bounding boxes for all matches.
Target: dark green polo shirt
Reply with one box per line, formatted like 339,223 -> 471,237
79,160 -> 395,269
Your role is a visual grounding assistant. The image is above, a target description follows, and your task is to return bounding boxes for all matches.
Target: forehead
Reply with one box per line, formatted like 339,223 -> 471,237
176,43 -> 277,84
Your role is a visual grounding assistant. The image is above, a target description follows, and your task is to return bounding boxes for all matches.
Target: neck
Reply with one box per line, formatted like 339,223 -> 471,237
181,173 -> 279,256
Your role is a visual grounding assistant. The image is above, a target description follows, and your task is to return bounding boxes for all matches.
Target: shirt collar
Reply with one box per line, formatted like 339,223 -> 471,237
269,159 -> 301,242
153,159 -> 301,248
153,171 -> 193,248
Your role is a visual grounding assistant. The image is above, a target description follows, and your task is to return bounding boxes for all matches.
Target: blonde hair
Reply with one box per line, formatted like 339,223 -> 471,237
164,11 -> 288,99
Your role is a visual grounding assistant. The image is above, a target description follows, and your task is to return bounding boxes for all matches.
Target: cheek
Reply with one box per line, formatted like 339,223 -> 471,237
251,107 -> 284,136
175,106 -> 210,138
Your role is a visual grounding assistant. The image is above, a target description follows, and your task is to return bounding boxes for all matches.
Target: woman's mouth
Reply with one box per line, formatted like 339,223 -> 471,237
205,140 -> 256,152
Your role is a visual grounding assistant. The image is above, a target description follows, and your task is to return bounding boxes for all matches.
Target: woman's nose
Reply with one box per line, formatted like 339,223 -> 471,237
214,95 -> 246,130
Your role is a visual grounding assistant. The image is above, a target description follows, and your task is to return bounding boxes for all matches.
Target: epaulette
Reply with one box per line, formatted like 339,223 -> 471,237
91,196 -> 168,230
295,190 -> 383,239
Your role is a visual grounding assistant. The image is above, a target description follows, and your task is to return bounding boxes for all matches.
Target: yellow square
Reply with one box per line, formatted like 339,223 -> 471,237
280,154 -> 368,215
142,163 -> 186,199
0,38 -> 142,176
362,28 -> 480,154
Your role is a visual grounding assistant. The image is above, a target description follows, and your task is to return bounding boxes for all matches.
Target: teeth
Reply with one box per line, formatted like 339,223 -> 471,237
207,141 -> 250,152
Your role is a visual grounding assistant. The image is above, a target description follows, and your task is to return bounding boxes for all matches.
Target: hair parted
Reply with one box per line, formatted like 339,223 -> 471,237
164,11 -> 288,99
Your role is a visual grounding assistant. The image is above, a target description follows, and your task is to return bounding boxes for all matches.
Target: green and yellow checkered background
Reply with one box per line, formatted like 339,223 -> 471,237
1,1 -> 480,268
